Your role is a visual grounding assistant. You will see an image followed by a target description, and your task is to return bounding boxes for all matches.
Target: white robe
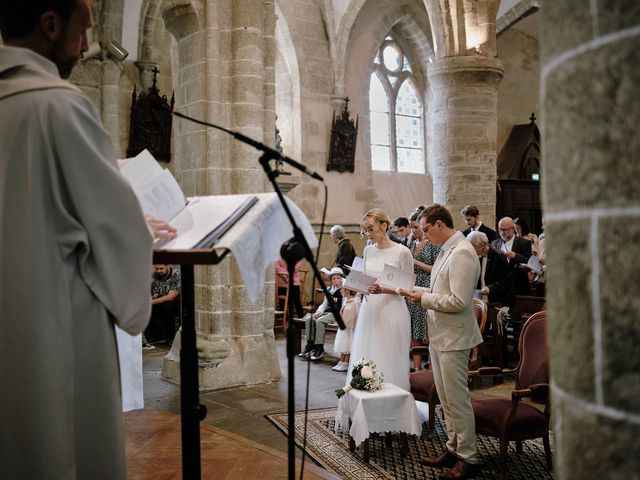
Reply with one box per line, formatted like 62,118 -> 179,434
0,46 -> 153,479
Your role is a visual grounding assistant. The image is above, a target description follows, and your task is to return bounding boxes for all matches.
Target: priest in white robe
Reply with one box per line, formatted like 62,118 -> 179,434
0,1 -> 154,478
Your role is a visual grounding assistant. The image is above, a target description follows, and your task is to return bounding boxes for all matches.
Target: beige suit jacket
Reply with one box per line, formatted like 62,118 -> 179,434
420,232 -> 482,351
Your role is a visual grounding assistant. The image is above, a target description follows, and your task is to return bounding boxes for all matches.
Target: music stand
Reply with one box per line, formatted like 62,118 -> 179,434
153,248 -> 230,480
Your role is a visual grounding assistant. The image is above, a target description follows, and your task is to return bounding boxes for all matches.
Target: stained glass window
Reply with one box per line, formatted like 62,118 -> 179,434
369,36 -> 425,174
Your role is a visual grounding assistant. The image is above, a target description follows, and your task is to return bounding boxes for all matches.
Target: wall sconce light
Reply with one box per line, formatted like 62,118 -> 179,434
82,41 -> 129,62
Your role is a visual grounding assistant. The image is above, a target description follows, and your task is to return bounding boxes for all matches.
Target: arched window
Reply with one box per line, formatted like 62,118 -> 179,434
369,36 -> 424,173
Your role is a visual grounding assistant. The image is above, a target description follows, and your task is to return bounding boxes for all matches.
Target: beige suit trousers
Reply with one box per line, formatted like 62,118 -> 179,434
429,345 -> 479,464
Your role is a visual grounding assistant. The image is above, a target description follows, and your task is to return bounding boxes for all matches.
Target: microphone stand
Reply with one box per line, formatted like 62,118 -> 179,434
166,106 -> 345,480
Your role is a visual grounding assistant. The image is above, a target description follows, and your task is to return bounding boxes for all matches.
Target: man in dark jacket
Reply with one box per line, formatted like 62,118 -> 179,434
461,205 -> 497,243
330,224 -> 356,270
468,231 -> 515,306
491,217 -> 532,295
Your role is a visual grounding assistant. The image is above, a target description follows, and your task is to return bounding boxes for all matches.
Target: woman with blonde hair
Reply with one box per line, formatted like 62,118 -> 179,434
346,208 -> 413,391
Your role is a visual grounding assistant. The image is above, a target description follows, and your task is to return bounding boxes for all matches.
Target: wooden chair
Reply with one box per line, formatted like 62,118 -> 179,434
470,311 -> 551,480
274,281 -> 289,336
409,299 -> 487,435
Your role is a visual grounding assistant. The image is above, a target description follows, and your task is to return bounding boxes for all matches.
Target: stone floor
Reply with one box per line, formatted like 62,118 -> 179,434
142,332 -> 515,456
143,333 -> 355,455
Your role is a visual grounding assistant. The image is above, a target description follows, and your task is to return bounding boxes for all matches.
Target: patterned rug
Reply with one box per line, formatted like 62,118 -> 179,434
266,406 -> 553,479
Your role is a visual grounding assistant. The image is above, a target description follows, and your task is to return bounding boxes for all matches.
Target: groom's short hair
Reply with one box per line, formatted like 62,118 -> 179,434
420,204 -> 454,229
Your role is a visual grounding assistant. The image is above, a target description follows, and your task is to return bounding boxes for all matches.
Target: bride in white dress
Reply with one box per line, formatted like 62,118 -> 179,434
346,208 -> 412,391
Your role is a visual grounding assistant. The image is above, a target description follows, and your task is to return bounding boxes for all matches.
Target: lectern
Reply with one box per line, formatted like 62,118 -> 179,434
152,248 -> 228,480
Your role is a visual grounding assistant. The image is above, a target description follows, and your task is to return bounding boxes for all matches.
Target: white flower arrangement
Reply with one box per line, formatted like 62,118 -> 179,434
335,358 -> 384,398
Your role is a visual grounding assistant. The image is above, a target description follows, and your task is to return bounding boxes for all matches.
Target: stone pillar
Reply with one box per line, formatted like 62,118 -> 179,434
161,0 -> 281,390
427,56 -> 503,229
541,2 -> 640,478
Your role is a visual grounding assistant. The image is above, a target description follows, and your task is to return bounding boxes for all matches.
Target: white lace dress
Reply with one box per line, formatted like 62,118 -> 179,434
345,243 -> 412,391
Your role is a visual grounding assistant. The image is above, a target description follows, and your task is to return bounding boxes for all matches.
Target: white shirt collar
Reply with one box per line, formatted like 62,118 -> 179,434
441,230 -> 464,253
502,236 -> 515,252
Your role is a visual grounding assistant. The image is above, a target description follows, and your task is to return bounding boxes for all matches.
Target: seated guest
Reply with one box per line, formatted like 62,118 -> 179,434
468,231 -> 515,307
146,264 -> 181,345
299,267 -> 344,361
275,259 -> 305,319
491,217 -> 533,295
461,205 -> 497,243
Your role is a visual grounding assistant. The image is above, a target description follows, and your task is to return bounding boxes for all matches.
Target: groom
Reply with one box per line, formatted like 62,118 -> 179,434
400,204 -> 482,480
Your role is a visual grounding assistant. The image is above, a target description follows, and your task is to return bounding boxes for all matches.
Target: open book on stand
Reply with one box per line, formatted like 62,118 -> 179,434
119,149 -> 257,250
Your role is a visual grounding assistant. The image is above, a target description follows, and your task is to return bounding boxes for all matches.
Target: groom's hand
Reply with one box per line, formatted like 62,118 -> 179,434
397,288 -> 422,303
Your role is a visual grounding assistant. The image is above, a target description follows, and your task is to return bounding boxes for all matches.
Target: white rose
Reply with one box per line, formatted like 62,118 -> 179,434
361,365 -> 373,379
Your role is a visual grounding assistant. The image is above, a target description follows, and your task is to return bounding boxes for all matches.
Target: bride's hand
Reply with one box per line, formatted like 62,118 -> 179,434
368,282 -> 382,295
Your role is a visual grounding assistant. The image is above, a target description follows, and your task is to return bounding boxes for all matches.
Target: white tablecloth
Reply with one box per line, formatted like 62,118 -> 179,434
335,383 -> 422,447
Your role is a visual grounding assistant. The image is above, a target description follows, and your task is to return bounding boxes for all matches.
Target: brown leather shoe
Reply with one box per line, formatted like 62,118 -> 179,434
422,449 -> 458,468
439,459 -> 481,480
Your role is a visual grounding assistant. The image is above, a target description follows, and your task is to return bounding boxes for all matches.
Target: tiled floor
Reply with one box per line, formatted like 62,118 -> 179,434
133,333 -> 514,478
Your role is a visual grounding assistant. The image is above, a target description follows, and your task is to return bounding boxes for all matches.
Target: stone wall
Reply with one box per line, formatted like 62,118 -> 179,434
496,26 -> 540,152
541,1 -> 640,477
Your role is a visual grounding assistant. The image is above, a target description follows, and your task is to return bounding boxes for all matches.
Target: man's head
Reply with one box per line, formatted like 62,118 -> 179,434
393,217 -> 411,239
419,204 -> 455,245
0,0 -> 92,79
498,217 -> 516,242
153,264 -> 170,278
460,205 -> 480,229
329,225 -> 345,245
467,231 -> 489,256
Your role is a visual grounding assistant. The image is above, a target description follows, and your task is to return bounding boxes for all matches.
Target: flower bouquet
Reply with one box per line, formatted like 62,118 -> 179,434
335,358 -> 384,398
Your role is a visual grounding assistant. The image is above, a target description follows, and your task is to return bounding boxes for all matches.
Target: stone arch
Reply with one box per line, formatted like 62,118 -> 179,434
336,0 -> 433,95
344,2 -> 434,151
139,0 -> 202,59
424,0 -> 500,58
274,3 -> 303,160
97,0 -> 124,43
334,0 -> 368,94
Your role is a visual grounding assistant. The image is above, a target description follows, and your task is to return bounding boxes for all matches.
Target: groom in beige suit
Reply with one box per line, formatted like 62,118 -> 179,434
400,204 -> 482,480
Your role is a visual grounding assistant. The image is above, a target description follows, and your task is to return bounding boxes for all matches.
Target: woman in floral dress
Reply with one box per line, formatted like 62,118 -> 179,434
406,211 -> 440,370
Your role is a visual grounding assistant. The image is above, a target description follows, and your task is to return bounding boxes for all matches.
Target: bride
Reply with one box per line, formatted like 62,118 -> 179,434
347,208 -> 412,391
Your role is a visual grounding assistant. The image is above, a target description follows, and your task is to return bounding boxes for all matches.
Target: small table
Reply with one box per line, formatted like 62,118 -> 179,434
335,383 -> 422,462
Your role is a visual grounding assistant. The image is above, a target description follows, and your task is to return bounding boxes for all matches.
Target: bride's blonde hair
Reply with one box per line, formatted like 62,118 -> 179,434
362,208 -> 391,232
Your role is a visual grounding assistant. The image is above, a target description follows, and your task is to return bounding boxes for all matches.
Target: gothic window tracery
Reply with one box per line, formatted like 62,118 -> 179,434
369,35 -> 425,174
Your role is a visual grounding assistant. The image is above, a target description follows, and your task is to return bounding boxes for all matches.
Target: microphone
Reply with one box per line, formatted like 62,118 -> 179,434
155,103 -> 324,181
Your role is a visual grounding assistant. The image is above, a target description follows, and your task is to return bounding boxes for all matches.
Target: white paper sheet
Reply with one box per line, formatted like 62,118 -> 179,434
378,263 -> 415,291
350,256 -> 365,272
343,269 -> 378,294
520,254 -> 542,274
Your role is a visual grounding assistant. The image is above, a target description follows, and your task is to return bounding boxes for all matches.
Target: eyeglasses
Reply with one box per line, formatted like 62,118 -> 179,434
498,227 -> 514,232
421,222 -> 435,234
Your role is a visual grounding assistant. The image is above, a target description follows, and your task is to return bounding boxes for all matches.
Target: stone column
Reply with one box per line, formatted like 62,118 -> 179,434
541,2 -> 640,478
427,56 -> 503,229
161,0 -> 281,390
